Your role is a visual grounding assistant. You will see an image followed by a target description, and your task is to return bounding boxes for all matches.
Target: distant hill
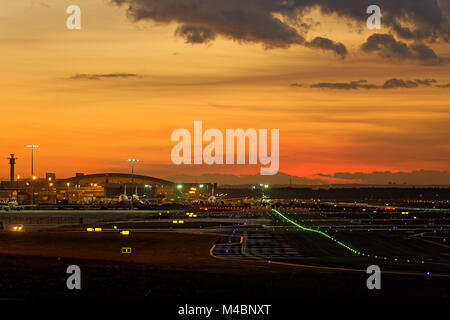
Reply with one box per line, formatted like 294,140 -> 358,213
164,170 -> 450,186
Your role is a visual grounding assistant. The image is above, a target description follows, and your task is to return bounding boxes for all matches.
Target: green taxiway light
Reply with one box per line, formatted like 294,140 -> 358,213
270,209 -> 417,266
271,209 -> 362,256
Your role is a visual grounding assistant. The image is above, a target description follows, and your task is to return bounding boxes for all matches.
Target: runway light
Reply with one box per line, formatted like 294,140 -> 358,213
94,228 -> 102,232
86,228 -> 93,232
120,230 -> 130,235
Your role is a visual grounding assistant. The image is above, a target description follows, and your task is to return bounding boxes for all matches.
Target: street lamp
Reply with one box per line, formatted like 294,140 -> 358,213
128,159 -> 139,209
258,184 -> 269,199
26,145 -> 39,205
66,183 -> 70,201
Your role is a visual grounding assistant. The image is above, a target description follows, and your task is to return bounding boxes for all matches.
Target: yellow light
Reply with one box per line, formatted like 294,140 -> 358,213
94,228 -> 102,232
121,247 -> 132,254
120,230 -> 130,235
178,220 -> 184,224
32,176 -> 36,180
173,220 -> 178,224
114,226 -> 117,229
86,228 -> 93,232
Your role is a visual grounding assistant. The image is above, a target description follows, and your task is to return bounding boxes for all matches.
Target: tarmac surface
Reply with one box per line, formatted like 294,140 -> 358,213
1,207 -> 450,300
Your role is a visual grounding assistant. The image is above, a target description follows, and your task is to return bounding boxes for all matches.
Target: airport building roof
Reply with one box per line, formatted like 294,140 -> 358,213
60,173 -> 174,185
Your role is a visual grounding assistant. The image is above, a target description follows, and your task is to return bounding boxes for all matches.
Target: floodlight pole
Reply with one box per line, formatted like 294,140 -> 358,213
128,159 -> 139,210
26,145 -> 39,205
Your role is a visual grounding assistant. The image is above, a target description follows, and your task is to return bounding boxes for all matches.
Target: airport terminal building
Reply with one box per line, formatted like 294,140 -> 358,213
0,171 -> 214,204
0,173 -> 175,204
0,155 -> 214,204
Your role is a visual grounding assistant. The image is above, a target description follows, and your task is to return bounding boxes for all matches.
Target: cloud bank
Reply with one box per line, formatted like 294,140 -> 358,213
308,78 -> 445,90
112,0 -> 450,61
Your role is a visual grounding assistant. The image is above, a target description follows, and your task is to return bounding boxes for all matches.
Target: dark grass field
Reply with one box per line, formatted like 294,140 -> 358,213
1,230 -> 450,301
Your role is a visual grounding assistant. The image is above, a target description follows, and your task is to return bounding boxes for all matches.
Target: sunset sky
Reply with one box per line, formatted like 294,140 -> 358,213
0,0 -> 449,182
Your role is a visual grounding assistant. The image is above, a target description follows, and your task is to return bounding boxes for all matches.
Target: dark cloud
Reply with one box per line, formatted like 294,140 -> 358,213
111,0 -> 450,49
414,79 -> 438,86
112,0 -> 450,42
175,24 -> 216,44
305,37 -> 347,58
111,0 -> 450,61
311,80 -> 378,90
112,0 -> 305,49
382,78 -> 419,89
361,34 -> 447,65
314,0 -> 449,43
309,78 -> 445,90
70,73 -> 139,80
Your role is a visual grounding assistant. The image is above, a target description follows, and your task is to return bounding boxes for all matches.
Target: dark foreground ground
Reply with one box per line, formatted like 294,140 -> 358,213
0,231 -> 449,301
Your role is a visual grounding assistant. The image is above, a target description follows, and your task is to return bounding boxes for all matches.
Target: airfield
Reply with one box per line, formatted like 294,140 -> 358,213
1,203 -> 450,300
